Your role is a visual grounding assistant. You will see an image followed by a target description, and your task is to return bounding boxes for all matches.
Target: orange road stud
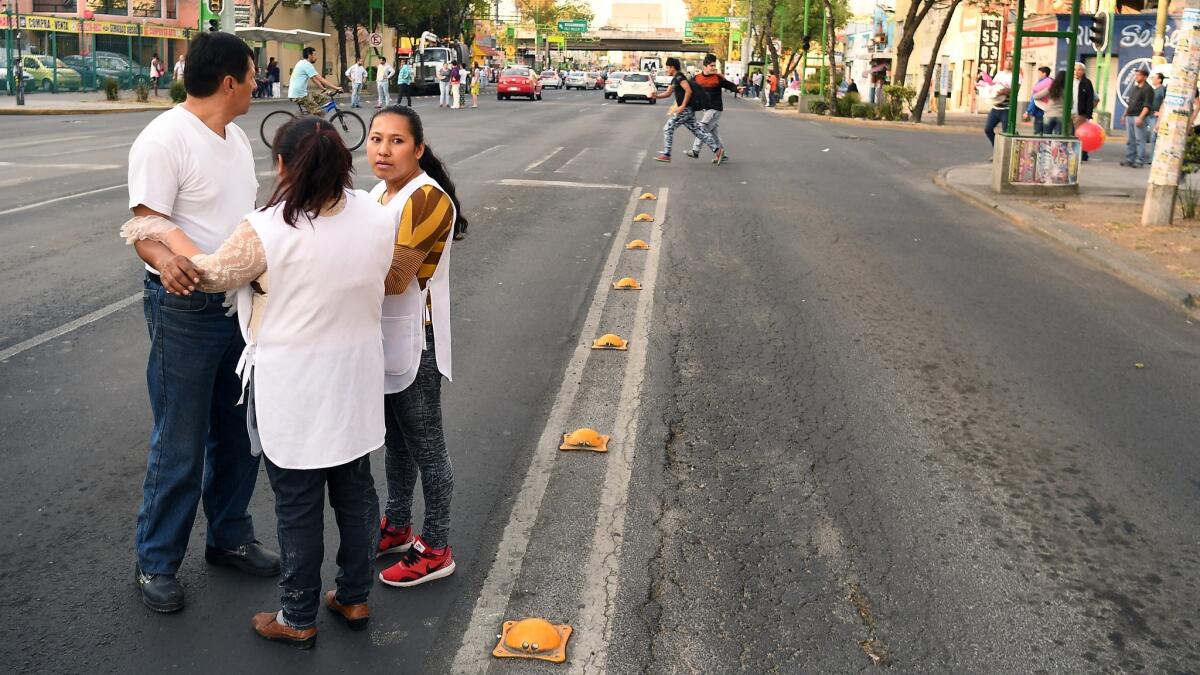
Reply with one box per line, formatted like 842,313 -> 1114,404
493,618 -> 573,663
640,192 -> 657,200
560,428 -> 610,452
613,277 -> 642,290
591,333 -> 629,351
633,213 -> 654,222
625,239 -> 649,250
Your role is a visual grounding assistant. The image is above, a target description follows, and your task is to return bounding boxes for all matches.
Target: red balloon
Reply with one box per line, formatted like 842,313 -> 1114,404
1075,121 -> 1106,153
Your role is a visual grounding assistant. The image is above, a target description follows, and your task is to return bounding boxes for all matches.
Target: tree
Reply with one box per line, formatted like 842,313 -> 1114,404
910,0 -> 963,123
893,0 -> 941,87
252,0 -> 301,29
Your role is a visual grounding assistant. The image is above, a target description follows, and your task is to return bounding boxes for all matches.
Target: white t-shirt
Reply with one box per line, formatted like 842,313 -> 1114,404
128,106 -> 257,272
173,59 -> 185,80
346,63 -> 367,84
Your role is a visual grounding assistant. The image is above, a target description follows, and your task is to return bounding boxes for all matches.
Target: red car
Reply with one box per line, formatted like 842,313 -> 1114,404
497,67 -> 543,101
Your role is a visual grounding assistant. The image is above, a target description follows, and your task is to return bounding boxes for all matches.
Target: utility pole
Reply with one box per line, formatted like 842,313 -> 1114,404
1153,0 -> 1171,65
1143,2 -> 1200,225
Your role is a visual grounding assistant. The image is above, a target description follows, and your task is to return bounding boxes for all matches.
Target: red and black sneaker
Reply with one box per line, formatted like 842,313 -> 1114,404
378,536 -> 455,588
377,517 -> 415,558
654,153 -> 671,162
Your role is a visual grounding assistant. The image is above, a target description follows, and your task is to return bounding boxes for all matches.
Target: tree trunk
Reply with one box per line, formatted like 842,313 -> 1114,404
337,23 -> 349,88
892,0 -> 936,87
352,24 -> 361,63
825,0 -> 837,112
911,0 -> 962,123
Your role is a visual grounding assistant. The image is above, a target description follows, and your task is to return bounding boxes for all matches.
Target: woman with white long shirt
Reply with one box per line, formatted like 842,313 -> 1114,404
120,116 -> 397,649
365,105 -> 468,588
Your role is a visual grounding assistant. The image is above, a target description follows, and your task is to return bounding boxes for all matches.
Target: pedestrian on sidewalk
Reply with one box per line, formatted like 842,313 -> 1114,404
980,65 -> 1016,147
686,53 -> 737,161
1122,66 -> 1153,168
376,57 -> 395,109
367,105 -> 469,587
1072,62 -> 1096,161
124,115 -> 397,648
346,57 -> 367,108
397,58 -> 414,107
751,70 -> 762,99
653,57 -> 723,164
767,70 -> 779,107
172,54 -> 186,85
1039,70 -> 1067,136
449,61 -> 462,109
266,57 -> 280,96
437,62 -> 450,107
124,30 -> 279,615
150,53 -> 163,96
1147,71 -> 1167,160
1024,66 -> 1051,135
470,62 -> 481,108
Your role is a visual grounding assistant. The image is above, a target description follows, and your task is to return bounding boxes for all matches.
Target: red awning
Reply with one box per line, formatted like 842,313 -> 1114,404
396,47 -> 413,55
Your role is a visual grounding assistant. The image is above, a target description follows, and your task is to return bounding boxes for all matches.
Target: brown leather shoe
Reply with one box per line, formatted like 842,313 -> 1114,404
252,611 -> 317,649
324,590 -> 370,631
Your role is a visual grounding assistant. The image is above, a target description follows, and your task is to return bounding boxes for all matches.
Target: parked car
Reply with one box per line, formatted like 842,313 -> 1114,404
497,67 -> 542,100
617,72 -> 657,104
21,54 -> 82,92
565,71 -> 593,90
539,69 -> 563,89
589,71 -> 604,89
604,71 -> 627,99
0,53 -> 34,94
63,52 -> 150,89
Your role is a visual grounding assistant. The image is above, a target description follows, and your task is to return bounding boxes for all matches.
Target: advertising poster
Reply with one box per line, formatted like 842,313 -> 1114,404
1009,138 -> 1081,186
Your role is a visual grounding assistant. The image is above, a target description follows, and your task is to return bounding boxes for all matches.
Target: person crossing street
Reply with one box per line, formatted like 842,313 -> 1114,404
685,54 -> 738,161
653,58 -> 723,164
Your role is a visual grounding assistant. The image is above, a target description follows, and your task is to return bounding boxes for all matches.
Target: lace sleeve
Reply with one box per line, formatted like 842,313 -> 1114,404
189,221 -> 268,292
119,214 -> 179,245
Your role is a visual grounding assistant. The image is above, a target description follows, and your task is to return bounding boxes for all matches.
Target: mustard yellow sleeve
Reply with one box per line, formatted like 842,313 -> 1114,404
394,185 -> 454,255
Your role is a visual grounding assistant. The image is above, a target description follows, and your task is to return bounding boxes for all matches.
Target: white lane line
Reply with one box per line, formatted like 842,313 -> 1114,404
525,146 -> 564,172
41,142 -> 131,158
630,149 -> 647,175
0,292 -> 141,363
450,185 -> 647,674
554,147 -> 589,173
0,161 -> 120,170
570,189 -> 667,675
494,178 -> 630,189
3,134 -> 95,150
0,183 -> 126,217
452,143 -> 504,166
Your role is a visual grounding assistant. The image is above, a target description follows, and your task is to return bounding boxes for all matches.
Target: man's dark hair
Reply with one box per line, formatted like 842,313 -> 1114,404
703,53 -> 717,66
184,32 -> 253,98
302,46 -> 317,59
1038,66 -> 1050,76
666,57 -> 681,70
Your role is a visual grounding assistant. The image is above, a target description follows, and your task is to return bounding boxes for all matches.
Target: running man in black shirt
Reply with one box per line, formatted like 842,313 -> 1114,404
685,53 -> 738,162
653,57 -> 724,164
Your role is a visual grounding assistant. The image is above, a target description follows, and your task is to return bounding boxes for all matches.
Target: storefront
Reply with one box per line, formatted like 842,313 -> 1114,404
2,5 -> 195,92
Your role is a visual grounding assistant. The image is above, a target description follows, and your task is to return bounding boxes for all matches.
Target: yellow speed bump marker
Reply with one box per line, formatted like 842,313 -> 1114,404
591,333 -> 629,350
613,277 -> 642,290
640,192 -> 657,200
633,213 -> 654,222
625,239 -> 650,250
493,618 -> 573,663
560,428 -> 610,452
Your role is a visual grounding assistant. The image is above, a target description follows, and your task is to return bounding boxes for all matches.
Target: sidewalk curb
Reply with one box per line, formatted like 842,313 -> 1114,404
743,99 -> 980,135
935,165 -> 1200,320
0,96 -> 284,116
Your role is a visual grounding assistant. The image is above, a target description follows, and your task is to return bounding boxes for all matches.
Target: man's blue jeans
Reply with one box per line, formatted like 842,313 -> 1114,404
350,81 -> 362,107
985,107 -> 1007,146
1126,117 -> 1148,164
135,274 -> 260,576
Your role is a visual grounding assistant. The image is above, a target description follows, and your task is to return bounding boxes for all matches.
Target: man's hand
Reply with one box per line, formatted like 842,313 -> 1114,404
1136,116 -> 1145,128
157,254 -> 201,296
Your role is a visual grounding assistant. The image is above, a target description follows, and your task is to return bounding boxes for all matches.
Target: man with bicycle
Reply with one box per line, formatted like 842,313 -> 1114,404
289,46 -> 341,115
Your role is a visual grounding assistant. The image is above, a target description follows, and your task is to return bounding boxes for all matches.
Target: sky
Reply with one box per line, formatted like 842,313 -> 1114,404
591,0 -> 691,31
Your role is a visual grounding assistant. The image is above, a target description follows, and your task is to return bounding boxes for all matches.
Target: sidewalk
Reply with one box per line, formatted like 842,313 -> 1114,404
938,160 -> 1200,318
0,89 -> 287,114
755,98 -> 988,134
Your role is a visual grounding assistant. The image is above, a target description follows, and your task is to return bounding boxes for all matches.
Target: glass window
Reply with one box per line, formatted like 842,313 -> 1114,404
130,0 -> 160,18
164,0 -> 176,19
33,0 -> 76,13
86,0 -> 128,15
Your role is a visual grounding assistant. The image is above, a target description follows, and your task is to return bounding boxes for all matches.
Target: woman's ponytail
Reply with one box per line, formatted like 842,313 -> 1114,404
263,116 -> 354,228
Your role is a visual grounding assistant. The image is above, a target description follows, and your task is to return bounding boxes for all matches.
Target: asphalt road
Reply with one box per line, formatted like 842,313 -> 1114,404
1,88 -> 1197,674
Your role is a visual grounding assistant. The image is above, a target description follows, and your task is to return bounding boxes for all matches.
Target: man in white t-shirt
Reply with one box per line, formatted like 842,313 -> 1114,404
376,57 -> 395,108
345,57 -> 367,108
172,54 -> 185,83
126,31 -> 279,615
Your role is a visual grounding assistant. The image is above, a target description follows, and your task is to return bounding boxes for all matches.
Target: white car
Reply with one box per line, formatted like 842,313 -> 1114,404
604,71 -> 627,99
565,71 -> 591,90
654,72 -> 673,90
617,72 -> 657,104
539,70 -> 563,89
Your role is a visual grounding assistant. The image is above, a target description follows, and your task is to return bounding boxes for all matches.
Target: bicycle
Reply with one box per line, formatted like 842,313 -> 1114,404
260,89 -> 367,151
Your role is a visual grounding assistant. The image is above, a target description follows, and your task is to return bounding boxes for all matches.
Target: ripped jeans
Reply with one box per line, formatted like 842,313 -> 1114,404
265,454 -> 378,629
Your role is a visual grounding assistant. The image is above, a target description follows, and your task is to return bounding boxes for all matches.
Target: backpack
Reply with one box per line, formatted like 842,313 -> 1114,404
686,77 -> 711,110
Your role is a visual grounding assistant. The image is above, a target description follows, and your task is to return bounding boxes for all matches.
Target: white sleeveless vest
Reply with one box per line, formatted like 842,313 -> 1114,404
234,191 -> 396,469
369,173 -> 454,394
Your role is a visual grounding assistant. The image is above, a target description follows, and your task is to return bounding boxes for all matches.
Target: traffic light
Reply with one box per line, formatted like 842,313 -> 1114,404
802,34 -> 812,52
208,19 -> 220,32
1090,12 -> 1109,51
